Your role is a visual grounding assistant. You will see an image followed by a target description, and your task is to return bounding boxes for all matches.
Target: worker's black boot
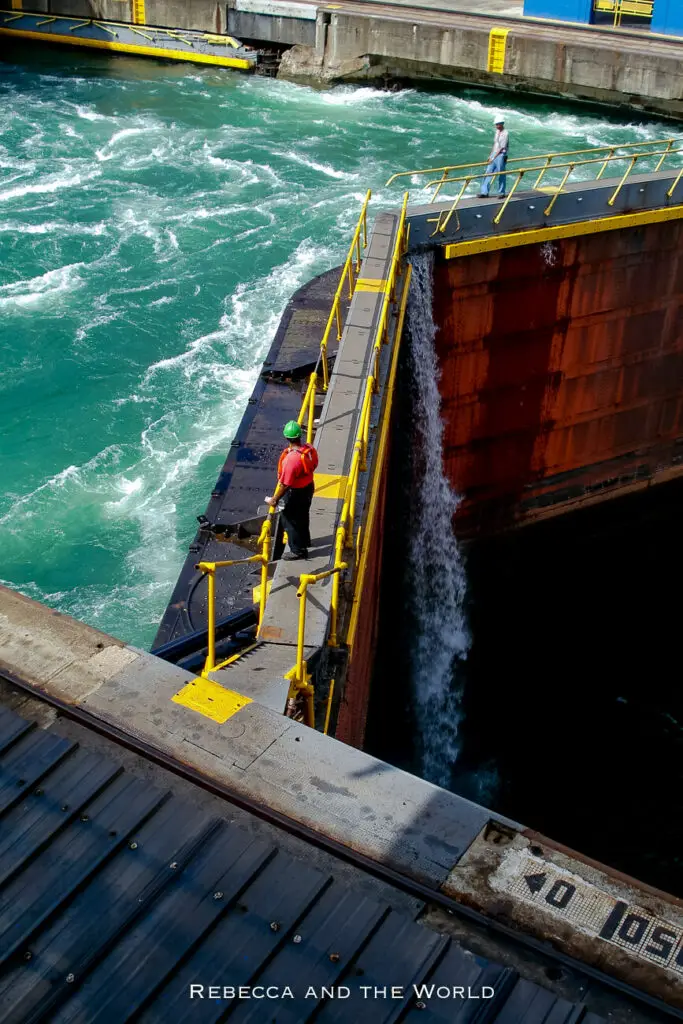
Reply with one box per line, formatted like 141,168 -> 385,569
283,550 -> 308,561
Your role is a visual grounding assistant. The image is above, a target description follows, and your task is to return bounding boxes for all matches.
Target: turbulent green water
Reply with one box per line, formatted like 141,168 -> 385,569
0,44 -> 671,648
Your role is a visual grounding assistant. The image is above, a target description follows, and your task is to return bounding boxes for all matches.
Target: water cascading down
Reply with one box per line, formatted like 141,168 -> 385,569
404,253 -> 470,788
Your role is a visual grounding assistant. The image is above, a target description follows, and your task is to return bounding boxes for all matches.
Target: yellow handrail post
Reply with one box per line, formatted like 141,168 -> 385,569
257,513 -> 272,632
608,155 -> 638,206
655,140 -> 673,172
596,148 -> 615,180
323,680 -> 335,735
322,338 -> 330,391
359,377 -> 374,471
493,170 -> 525,225
543,164 -> 574,217
534,156 -> 552,189
201,564 -> 216,675
297,371 -> 318,443
434,176 -> 471,236
290,564 -> 347,725
430,172 -> 449,203
307,371 -> 317,444
667,168 -> 683,198
329,527 -> 345,646
347,448 -> 361,545
295,574 -> 310,692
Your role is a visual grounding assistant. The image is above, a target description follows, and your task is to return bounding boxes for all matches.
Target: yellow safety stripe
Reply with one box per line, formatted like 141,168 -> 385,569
444,204 -> 683,259
315,474 -> 348,499
0,28 -> 252,68
355,278 -> 388,293
172,676 -> 252,723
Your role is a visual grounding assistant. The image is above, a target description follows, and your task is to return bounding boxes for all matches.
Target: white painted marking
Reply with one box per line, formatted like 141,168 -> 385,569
491,851 -> 683,978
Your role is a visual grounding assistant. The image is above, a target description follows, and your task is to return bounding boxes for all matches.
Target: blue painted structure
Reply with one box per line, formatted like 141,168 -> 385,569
523,0 -> 593,23
652,0 -> 683,35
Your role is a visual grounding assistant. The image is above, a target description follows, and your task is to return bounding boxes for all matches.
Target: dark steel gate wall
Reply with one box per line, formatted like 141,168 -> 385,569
432,218 -> 683,534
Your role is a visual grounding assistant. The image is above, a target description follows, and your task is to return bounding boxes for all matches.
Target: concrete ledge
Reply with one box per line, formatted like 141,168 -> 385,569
0,583 -> 511,890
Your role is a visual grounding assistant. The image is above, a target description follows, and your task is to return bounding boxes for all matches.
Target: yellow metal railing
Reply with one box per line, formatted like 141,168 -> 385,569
284,565 -> 347,727
195,194 -> 372,678
414,145 -> 683,237
593,0 -> 653,24
285,195 -> 411,727
296,191 -> 371,444
195,510 -> 273,677
385,138 -> 679,204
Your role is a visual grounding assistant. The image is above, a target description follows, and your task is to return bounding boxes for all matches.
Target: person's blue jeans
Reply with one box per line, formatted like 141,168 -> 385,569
481,153 -> 507,196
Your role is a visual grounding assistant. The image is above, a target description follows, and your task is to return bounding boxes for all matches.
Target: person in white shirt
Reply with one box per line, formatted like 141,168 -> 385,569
480,114 -> 509,198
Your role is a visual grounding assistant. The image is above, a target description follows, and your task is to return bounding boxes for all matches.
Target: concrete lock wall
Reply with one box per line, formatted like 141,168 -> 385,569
42,0 -> 225,32
432,219 -> 683,535
37,0 -> 312,41
45,0 -> 136,21
227,0 -> 316,46
316,11 -> 683,118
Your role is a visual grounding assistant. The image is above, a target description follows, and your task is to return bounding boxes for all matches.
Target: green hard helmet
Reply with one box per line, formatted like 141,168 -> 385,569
283,420 -> 302,440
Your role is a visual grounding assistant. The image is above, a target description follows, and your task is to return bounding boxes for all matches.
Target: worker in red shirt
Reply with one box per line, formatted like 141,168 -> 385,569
265,420 -> 318,561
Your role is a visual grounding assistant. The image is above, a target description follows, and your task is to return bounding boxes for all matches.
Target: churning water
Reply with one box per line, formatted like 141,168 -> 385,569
403,254 -> 469,787
0,45 -> 673,649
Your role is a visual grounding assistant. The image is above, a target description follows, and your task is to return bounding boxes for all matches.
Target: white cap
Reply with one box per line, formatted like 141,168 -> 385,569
493,112 -> 505,124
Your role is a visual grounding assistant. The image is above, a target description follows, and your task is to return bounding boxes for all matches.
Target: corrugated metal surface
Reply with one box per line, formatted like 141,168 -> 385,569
0,705 -> 603,1023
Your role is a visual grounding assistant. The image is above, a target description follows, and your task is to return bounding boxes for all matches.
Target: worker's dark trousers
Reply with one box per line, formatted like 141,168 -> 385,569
281,483 -> 314,555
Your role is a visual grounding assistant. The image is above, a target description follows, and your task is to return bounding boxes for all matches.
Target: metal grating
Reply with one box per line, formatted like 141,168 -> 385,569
0,705 -> 604,1024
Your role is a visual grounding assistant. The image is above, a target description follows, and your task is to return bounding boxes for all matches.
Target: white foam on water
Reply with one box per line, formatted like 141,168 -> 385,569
0,263 -> 85,308
0,445 -> 124,526
96,236 -> 337,600
74,311 -> 120,343
199,144 -> 262,184
0,220 -> 107,236
277,149 -> 358,180
405,252 -> 470,789
0,170 -> 93,204
319,85 -> 415,107
96,126 -> 161,163
74,105 -> 109,121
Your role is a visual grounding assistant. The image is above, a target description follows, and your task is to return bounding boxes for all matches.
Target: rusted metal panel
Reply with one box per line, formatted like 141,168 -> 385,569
433,219 -> 683,534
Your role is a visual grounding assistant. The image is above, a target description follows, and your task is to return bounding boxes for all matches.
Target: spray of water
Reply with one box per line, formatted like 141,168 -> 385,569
404,253 -> 470,788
